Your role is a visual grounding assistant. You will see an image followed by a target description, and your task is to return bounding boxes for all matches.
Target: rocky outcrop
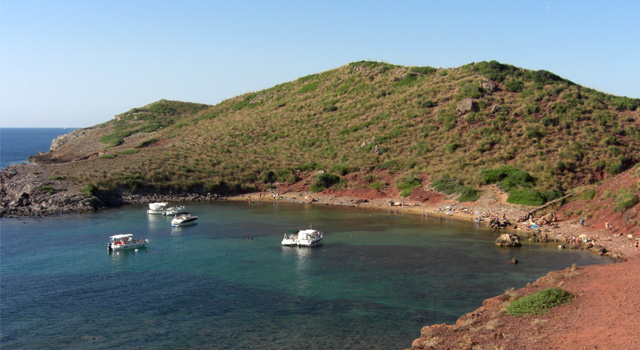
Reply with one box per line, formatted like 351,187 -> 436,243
481,80 -> 497,92
49,127 -> 93,151
495,233 -> 522,247
456,98 -> 478,115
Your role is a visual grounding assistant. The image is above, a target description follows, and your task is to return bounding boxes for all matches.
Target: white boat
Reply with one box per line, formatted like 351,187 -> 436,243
281,228 -> 323,247
147,202 -> 186,216
147,202 -> 169,215
162,206 -> 186,216
108,234 -> 149,252
171,213 -> 198,227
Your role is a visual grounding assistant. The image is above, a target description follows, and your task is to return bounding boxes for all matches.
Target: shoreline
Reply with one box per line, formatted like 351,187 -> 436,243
225,190 -> 640,260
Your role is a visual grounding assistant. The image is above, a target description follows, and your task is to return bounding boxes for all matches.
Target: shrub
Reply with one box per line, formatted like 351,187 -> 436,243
39,186 -> 56,195
368,181 -> 385,191
117,149 -> 140,155
297,162 -> 321,172
299,82 -> 318,93
580,189 -> 597,200
432,175 -> 463,194
138,138 -> 158,148
262,170 -> 277,184
505,80 -> 525,92
507,189 -> 546,206
506,288 -> 573,316
444,142 -> 461,153
614,192 -> 639,212
277,169 -> 298,184
329,164 -> 354,176
457,187 -> 479,202
98,154 -> 116,159
48,175 -> 65,180
310,173 -> 341,192
81,184 -> 98,197
396,177 -> 421,197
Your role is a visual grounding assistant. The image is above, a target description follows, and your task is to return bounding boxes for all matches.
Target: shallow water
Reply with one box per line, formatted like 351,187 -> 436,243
1,201 -> 607,349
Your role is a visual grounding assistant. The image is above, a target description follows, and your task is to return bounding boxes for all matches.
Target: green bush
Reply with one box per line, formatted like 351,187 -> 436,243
81,184 -> 98,197
580,189 -> 597,200
98,154 -> 116,159
39,186 -> 56,195
138,138 -> 158,148
457,187 -> 479,202
368,181 -> 385,191
299,82 -> 319,93
310,173 -> 341,192
614,192 -> 639,212
506,288 -> 573,316
297,162 -> 321,172
262,170 -> 277,184
117,149 -> 140,155
432,175 -> 464,194
507,189 -> 546,206
329,164 -> 354,176
444,142 -> 461,153
277,169 -> 298,184
505,80 -> 525,92
396,177 -> 421,197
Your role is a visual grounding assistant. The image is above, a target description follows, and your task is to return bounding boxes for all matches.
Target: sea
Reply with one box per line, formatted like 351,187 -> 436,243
0,128 -> 75,169
0,129 -> 608,349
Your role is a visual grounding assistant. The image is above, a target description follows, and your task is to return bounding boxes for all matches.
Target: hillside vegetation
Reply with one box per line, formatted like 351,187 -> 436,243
36,61 -> 640,205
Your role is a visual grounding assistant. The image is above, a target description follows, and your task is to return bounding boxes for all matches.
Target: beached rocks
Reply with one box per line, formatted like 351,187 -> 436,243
538,212 -> 557,225
495,233 -> 522,247
528,231 -> 549,242
489,217 -> 511,229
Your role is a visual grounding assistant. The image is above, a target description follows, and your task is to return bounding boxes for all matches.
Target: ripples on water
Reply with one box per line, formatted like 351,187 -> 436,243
1,201 -> 607,349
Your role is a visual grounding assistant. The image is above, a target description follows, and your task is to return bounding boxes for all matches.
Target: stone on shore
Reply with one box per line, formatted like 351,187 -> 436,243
495,233 -> 521,247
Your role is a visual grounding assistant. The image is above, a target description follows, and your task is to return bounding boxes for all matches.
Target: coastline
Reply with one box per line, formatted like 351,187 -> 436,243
2,164 -> 639,348
223,190 -> 640,349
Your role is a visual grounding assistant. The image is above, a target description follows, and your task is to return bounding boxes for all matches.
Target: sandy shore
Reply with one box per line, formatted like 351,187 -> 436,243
227,190 -> 640,259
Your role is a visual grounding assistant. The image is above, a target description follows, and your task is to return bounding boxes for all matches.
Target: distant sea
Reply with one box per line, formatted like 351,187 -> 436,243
0,128 -> 75,169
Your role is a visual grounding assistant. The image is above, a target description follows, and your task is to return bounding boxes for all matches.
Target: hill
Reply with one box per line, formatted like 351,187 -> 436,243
2,60 -> 640,217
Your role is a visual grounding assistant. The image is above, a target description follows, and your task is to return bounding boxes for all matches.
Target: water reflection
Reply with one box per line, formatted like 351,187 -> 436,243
146,214 -> 170,230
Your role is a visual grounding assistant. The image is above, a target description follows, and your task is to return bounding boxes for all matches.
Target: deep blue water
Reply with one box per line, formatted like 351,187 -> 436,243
0,128 -> 75,169
1,201 -> 608,349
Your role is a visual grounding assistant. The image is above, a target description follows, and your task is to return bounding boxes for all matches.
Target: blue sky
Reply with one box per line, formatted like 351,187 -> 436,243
1,1 -> 638,127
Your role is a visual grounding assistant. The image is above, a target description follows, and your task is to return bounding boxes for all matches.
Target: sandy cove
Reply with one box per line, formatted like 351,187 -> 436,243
227,189 -> 640,350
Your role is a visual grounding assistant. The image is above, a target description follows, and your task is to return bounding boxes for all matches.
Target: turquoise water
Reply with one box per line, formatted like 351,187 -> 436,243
1,201 -> 607,349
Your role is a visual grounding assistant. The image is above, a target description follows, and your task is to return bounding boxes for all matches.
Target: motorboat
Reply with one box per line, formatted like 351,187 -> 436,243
281,228 -> 323,247
147,202 -> 186,216
147,202 -> 169,215
108,234 -> 149,252
162,206 -> 186,216
171,213 -> 198,227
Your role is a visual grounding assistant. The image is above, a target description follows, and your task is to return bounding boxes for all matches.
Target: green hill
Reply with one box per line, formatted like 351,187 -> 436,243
34,60 -> 640,205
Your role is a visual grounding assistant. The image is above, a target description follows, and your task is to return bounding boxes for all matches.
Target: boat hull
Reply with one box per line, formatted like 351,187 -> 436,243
108,240 -> 148,252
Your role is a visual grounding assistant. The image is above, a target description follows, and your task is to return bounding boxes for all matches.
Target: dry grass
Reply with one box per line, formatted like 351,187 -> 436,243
43,61 -> 640,197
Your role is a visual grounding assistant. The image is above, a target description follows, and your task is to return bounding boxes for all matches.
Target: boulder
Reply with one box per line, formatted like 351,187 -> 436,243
482,80 -> 497,92
495,233 -> 522,247
456,98 -> 478,115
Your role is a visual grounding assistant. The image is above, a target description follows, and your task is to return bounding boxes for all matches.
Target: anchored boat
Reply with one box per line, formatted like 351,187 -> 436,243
108,234 -> 149,252
147,202 -> 186,216
171,213 -> 198,227
281,228 -> 323,247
